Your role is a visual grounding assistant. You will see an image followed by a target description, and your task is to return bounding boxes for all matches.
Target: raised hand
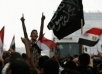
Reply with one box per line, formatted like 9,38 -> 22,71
97,50 -> 102,58
41,12 -> 45,21
20,14 -> 25,22
90,53 -> 94,58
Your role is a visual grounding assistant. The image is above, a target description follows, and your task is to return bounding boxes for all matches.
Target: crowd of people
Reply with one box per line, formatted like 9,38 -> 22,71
1,46 -> 102,74
0,13 -> 102,74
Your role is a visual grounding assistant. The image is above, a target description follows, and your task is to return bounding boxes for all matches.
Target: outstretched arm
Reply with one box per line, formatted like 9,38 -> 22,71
20,14 -> 28,39
21,37 -> 31,62
38,12 -> 45,39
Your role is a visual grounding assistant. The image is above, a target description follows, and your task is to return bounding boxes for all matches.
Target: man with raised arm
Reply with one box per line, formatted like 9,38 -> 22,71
20,13 -> 45,60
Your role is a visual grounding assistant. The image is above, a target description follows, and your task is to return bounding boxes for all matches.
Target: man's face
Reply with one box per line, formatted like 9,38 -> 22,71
31,31 -> 38,40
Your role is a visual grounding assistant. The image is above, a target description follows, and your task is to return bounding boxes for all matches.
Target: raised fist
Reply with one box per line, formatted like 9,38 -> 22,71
41,12 -> 45,21
20,14 -> 25,22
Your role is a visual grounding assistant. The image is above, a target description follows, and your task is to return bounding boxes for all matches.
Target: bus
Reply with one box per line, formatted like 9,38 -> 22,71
50,38 -> 82,58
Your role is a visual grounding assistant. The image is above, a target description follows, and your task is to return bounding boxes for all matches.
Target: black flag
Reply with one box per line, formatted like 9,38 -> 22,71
47,0 -> 84,40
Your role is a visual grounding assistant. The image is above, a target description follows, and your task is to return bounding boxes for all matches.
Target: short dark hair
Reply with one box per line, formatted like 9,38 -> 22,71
9,59 -> 31,74
43,59 -> 59,74
79,53 -> 90,66
61,70 -> 81,74
10,52 -> 22,63
38,55 -> 49,68
31,29 -> 37,35
22,53 -> 27,60
64,61 -> 76,70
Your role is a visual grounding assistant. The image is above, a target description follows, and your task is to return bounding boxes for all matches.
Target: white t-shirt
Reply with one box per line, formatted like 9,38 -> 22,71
2,63 -> 10,74
59,66 -> 64,74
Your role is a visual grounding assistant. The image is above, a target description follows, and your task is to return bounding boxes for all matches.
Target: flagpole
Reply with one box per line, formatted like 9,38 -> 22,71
81,19 -> 84,53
